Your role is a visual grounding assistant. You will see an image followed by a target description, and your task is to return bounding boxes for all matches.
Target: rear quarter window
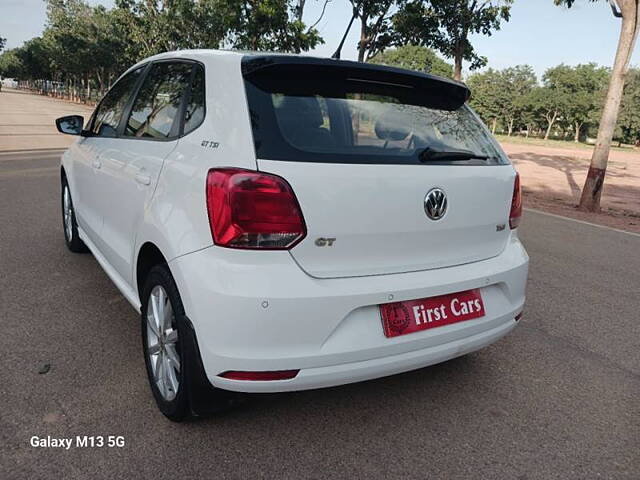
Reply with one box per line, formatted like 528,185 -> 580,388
183,64 -> 205,135
125,62 -> 193,139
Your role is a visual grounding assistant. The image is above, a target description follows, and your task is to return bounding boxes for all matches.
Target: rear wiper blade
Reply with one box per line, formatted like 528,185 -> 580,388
418,147 -> 489,162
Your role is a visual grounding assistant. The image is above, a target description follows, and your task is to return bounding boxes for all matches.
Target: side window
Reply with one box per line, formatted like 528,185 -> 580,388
92,67 -> 143,137
183,65 -> 205,135
125,62 -> 192,139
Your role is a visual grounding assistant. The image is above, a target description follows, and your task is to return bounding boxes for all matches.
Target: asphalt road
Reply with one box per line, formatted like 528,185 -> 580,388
0,148 -> 638,480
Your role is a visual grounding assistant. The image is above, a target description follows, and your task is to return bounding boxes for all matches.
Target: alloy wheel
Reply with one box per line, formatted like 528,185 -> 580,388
63,185 -> 73,241
146,285 -> 181,401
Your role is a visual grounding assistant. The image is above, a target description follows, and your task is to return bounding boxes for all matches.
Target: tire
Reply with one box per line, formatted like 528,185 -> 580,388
140,265 -> 237,421
61,176 -> 88,253
141,265 -> 191,421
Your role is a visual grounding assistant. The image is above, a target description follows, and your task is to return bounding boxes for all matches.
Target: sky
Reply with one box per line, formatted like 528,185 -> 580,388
1,0 -> 639,79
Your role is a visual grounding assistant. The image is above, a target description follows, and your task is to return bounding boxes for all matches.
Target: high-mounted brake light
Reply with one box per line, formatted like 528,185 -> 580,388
509,172 -> 522,229
219,370 -> 300,381
206,168 -> 306,249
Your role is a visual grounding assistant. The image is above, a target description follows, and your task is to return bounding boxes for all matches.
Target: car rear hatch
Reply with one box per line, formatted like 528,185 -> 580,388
242,56 -> 517,279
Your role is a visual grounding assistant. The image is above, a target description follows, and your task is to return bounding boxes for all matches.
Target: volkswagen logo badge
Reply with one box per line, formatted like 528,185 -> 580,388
424,188 -> 447,220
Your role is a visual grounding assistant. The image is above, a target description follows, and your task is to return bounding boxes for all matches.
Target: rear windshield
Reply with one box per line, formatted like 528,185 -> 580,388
243,63 -> 508,166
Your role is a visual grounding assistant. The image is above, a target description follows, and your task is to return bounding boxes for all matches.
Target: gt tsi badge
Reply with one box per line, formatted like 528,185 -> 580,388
424,188 -> 447,220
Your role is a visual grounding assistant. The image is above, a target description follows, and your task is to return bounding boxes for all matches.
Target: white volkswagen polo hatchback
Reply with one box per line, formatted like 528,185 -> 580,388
56,50 -> 528,421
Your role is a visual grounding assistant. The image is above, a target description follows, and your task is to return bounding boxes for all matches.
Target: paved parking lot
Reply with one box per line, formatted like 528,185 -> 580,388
0,91 -> 638,479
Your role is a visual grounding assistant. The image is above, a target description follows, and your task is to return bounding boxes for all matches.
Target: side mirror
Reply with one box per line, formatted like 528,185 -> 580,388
55,115 -> 84,135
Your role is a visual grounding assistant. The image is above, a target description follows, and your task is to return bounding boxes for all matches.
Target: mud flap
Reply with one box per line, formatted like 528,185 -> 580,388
181,316 -> 241,417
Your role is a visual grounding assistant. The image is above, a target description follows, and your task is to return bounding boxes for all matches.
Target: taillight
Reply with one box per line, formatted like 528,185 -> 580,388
206,168 -> 306,249
509,172 -> 522,229
219,370 -> 300,381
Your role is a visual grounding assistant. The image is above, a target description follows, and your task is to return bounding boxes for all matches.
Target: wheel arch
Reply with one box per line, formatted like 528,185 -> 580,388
136,242 -> 169,300
60,150 -> 75,194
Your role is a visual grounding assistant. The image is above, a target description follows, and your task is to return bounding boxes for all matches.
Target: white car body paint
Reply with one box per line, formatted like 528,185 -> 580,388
61,49 -> 529,393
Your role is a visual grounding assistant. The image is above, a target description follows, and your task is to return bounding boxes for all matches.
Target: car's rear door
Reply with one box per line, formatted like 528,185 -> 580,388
95,60 -> 202,285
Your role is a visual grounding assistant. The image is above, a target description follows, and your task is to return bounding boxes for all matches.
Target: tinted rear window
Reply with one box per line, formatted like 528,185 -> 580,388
244,63 -> 508,165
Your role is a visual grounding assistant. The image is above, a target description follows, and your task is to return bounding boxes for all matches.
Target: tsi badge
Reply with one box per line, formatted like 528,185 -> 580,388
424,188 -> 448,221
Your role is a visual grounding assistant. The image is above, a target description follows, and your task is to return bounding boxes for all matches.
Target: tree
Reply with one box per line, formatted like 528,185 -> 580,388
46,0 -> 129,96
13,37 -> 54,81
466,68 -> 508,133
617,68 -> 640,144
500,65 -> 537,136
115,0 -> 322,56
0,49 -> 25,78
516,93 -> 540,138
567,64 -> 610,142
540,65 -> 573,140
394,0 -> 513,81
370,44 -> 453,77
3,0 -> 325,102
467,65 -> 536,136
543,63 -> 609,142
0,37 -> 6,52
520,86 -> 564,140
229,0 -> 323,52
333,0 -> 395,62
113,0 -> 233,58
295,0 -> 332,24
556,0 -> 639,212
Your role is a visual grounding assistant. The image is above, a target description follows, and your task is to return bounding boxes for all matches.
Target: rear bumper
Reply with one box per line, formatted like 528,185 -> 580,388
215,317 -> 516,393
169,233 -> 528,393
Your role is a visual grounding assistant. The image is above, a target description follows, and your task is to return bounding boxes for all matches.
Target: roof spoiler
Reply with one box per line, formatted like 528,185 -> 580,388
241,55 -> 470,111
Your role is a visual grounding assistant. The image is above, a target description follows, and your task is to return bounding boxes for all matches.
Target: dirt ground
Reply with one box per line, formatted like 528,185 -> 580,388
501,143 -> 640,234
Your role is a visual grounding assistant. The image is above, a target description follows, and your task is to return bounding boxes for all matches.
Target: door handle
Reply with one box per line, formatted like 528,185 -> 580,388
92,159 -> 102,169
135,172 -> 151,186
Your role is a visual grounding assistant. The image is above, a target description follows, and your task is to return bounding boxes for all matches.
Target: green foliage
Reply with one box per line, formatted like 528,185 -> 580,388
499,65 -> 537,134
370,45 -> 453,77
352,0 -> 396,61
617,68 -> 640,144
466,68 -> 505,129
114,0 -> 230,58
331,0 -> 395,62
543,63 -> 609,140
113,0 -> 322,57
466,63 -> 616,141
1,0 -> 638,145
518,86 -> 561,136
43,0 -> 132,88
13,37 -> 55,81
0,37 -> 6,52
229,0 -> 323,52
394,0 -> 513,78
467,65 -> 537,134
0,0 -> 322,90
0,49 -> 24,78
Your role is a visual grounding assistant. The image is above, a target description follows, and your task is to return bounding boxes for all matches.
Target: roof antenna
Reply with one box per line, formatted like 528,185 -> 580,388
332,12 -> 357,59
